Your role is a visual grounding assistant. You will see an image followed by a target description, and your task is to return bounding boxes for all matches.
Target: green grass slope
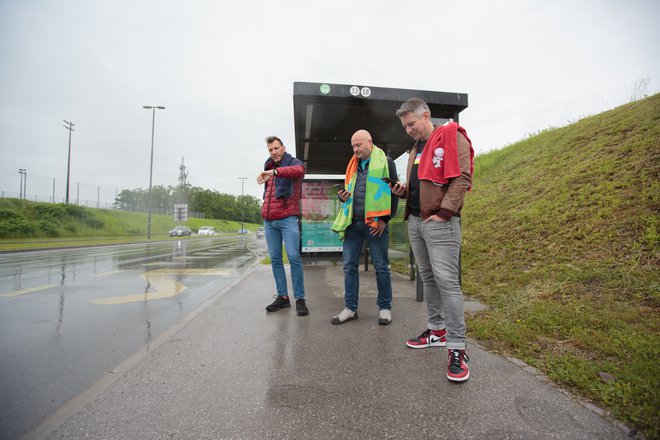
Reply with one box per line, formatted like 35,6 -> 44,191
462,94 -> 659,437
0,198 -> 260,250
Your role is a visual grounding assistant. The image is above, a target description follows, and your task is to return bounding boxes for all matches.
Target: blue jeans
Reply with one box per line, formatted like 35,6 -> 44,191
408,215 -> 466,350
342,220 -> 393,311
264,216 -> 305,300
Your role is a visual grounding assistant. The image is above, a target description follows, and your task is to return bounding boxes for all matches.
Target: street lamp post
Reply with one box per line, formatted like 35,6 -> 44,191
238,177 -> 247,233
143,106 -> 165,240
63,120 -> 75,204
18,169 -> 26,199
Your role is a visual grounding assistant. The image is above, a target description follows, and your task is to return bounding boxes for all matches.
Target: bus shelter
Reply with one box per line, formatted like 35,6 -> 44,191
293,81 -> 468,262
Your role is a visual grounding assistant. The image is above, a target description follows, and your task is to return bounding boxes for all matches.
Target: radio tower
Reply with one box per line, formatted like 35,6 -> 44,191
173,157 -> 189,223
178,157 -> 189,204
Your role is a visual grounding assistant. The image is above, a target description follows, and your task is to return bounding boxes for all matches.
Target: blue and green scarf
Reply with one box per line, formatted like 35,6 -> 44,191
331,145 -> 391,239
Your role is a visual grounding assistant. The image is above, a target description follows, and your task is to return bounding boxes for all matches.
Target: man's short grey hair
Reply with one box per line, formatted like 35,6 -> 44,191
265,136 -> 283,145
395,98 -> 431,118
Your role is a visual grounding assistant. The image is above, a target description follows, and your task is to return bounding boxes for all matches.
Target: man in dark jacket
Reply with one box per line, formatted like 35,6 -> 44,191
257,136 -> 308,316
331,130 -> 398,325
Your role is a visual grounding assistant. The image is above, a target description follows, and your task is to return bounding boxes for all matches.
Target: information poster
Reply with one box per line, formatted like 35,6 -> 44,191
301,181 -> 343,252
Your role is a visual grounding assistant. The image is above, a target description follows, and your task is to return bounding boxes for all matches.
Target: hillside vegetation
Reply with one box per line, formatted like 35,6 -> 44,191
0,198 -> 259,248
462,94 -> 659,437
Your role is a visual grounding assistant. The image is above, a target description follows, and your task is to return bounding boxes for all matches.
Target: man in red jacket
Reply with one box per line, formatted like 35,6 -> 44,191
257,136 -> 308,316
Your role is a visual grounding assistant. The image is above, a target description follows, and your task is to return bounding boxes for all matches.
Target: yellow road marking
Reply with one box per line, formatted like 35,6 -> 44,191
0,285 -> 57,297
91,268 -> 228,305
92,271 -> 186,305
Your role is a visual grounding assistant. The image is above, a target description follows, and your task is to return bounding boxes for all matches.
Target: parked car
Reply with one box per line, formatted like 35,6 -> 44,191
198,226 -> 215,236
169,225 -> 192,237
236,229 -> 249,234
256,228 -> 265,238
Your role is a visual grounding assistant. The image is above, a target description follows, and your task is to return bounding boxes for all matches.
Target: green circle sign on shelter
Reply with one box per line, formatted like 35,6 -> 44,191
319,84 -> 331,95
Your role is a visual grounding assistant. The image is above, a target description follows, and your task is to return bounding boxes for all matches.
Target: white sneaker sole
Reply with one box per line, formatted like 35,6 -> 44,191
447,371 -> 470,382
331,312 -> 358,325
405,340 -> 446,349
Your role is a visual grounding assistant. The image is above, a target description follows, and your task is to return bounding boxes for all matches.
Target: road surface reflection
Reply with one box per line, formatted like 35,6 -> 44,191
0,236 -> 264,440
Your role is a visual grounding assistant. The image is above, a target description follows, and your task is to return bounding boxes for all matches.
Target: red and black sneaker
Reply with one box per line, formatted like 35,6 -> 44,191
447,349 -> 470,382
406,329 -> 447,349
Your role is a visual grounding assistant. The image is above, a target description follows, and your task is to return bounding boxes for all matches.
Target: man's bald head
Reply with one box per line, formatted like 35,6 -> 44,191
351,129 -> 373,160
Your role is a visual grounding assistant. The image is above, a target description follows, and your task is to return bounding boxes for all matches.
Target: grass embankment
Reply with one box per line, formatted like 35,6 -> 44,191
462,94 -> 659,437
0,199 -> 260,251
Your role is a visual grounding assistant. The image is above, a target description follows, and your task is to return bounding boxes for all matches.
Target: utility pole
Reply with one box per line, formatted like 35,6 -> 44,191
142,106 -> 165,239
63,120 -> 75,204
238,177 -> 247,233
18,169 -> 26,199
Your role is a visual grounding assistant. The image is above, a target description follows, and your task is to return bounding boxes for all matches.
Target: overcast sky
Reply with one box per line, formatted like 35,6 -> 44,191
1,0 -> 658,204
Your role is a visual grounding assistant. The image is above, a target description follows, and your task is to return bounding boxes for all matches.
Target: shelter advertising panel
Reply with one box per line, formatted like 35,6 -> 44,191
301,181 -> 343,252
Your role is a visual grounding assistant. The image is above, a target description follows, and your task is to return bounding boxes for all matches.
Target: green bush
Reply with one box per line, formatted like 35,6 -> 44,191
38,219 -> 60,237
63,204 -> 88,218
0,209 -> 19,220
34,203 -> 67,220
0,218 -> 38,238
84,217 -> 104,229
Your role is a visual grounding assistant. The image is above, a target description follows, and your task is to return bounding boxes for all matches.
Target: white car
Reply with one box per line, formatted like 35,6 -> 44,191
198,226 -> 215,236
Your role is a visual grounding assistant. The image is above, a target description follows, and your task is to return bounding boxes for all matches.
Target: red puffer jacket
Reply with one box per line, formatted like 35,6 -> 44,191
261,161 -> 305,220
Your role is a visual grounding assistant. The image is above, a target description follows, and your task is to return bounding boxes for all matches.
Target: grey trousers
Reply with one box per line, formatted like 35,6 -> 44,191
408,215 -> 467,350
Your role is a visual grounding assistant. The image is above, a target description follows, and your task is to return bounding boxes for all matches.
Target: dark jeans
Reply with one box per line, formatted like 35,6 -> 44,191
342,220 -> 393,311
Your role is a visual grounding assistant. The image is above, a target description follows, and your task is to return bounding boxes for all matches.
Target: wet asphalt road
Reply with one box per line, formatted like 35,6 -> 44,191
0,236 -> 263,440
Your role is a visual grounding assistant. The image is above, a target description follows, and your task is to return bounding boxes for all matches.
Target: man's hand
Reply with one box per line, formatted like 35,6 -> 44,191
257,169 -> 276,185
370,219 -> 387,236
423,214 -> 449,223
390,182 -> 407,198
338,189 -> 351,202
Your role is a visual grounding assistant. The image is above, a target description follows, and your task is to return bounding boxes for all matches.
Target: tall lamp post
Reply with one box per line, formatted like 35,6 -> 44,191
18,169 -> 26,199
63,120 -> 75,204
143,105 -> 165,240
238,177 -> 247,233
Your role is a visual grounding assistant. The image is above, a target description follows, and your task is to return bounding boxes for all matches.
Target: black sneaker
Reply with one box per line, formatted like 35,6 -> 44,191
265,295 -> 290,312
296,299 -> 309,316
447,349 -> 470,382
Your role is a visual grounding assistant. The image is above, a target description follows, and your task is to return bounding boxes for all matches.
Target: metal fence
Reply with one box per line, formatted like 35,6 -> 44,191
0,190 -> 205,218
1,189 -> 116,209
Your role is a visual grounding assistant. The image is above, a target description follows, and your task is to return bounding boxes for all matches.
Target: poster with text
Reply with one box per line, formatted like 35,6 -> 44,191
301,181 -> 343,252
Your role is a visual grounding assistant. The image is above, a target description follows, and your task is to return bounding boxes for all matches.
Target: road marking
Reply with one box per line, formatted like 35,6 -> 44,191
0,285 -> 57,297
92,271 -> 187,305
89,268 -> 227,305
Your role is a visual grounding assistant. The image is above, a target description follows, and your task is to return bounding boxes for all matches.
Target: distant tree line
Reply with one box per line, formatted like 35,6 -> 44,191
113,185 -> 262,224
